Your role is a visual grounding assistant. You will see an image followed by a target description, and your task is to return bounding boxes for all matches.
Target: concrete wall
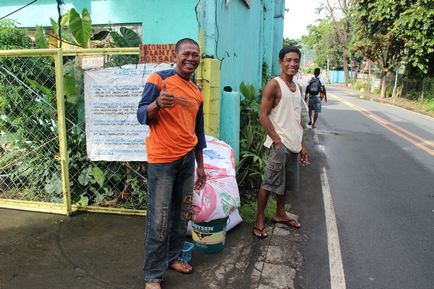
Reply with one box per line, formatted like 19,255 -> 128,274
198,0 -> 283,92
0,0 -> 198,43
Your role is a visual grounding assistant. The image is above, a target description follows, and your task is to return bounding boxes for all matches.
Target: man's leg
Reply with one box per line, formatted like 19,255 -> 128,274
271,149 -> 301,228
308,107 -> 313,125
312,111 -> 319,128
253,187 -> 270,237
312,98 -> 321,128
144,162 -> 176,284
167,151 -> 195,272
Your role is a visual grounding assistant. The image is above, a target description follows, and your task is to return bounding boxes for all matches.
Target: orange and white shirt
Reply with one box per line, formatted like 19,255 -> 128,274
137,69 -> 206,163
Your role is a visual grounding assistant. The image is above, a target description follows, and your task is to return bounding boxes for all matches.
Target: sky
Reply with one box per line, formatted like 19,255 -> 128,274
283,0 -> 324,39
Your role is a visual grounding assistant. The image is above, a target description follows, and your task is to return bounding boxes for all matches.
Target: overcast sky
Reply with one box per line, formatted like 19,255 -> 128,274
283,0 -> 325,39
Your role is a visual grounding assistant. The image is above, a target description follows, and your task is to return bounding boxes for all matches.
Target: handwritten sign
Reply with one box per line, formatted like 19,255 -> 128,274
139,44 -> 176,63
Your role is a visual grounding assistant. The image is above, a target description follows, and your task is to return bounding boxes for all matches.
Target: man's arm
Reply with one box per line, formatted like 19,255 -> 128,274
194,103 -> 206,190
321,79 -> 327,102
259,79 -> 281,149
137,74 -> 161,125
300,118 -> 309,165
137,76 -> 174,125
304,81 -> 309,102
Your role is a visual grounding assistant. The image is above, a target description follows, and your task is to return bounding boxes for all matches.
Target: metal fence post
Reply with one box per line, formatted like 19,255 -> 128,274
54,48 -> 72,215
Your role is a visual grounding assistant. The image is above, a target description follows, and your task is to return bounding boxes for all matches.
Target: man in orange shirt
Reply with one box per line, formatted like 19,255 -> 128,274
137,38 -> 206,289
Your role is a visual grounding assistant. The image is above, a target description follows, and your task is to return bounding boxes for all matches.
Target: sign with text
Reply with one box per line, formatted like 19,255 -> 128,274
139,44 -> 176,63
84,64 -> 172,161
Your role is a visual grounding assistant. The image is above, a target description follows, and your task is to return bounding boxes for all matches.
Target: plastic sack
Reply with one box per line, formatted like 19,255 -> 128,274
192,136 -> 240,223
192,175 -> 240,223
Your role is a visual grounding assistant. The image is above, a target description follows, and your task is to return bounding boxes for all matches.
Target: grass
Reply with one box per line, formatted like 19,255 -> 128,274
422,99 -> 434,112
238,197 -> 293,224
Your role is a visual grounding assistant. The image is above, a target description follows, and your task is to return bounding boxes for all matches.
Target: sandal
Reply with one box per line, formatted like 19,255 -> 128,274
271,217 -> 301,229
252,225 -> 268,239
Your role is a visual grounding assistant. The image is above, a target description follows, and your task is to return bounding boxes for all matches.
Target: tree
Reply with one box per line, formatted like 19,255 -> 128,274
303,20 -> 341,69
322,0 -> 354,86
352,0 -> 432,98
283,38 -> 302,48
0,19 -> 31,49
392,0 -> 434,74
352,0 -> 404,98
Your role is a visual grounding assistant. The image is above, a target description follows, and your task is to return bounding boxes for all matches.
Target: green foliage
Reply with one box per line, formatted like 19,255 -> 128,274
303,20 -> 342,69
238,198 -> 276,224
0,20 -> 31,49
68,8 -> 92,48
110,27 -> 142,47
391,0 -> 434,74
283,38 -> 302,48
35,26 -> 48,48
237,82 -> 266,203
0,19 -> 146,208
422,99 -> 434,112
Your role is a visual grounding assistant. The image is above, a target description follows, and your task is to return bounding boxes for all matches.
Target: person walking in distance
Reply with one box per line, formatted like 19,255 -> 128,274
305,67 -> 327,128
253,46 -> 309,239
137,38 -> 206,289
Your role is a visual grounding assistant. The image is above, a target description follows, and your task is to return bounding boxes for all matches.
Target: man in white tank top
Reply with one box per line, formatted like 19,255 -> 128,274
253,46 -> 309,239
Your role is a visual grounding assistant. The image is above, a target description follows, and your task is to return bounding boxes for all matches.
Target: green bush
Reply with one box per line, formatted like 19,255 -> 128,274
237,82 -> 266,203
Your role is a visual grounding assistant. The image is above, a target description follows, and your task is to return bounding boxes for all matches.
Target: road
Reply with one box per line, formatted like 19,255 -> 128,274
295,82 -> 434,289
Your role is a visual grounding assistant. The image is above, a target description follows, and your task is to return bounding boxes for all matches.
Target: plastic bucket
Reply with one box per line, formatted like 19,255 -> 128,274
192,217 -> 228,253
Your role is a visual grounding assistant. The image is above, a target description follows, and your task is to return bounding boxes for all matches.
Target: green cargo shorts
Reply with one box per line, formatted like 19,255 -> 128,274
261,143 -> 300,195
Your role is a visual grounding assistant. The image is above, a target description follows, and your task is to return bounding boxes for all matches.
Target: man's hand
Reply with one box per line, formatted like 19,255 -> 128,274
194,167 -> 206,190
273,138 -> 282,151
156,80 -> 174,108
300,147 -> 309,166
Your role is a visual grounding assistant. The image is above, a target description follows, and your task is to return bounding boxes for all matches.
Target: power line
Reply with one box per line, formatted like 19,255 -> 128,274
0,0 -> 38,21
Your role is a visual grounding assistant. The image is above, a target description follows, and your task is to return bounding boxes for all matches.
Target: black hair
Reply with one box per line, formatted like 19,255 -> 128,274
314,68 -> 321,76
175,38 -> 199,53
279,46 -> 301,60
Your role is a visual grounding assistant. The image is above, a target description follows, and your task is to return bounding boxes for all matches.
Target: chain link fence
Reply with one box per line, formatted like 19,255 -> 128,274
0,54 -> 62,204
0,48 -> 149,215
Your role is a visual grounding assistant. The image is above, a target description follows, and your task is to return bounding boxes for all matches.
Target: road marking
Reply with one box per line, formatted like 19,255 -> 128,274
313,132 -> 346,289
320,166 -> 347,289
329,94 -> 434,156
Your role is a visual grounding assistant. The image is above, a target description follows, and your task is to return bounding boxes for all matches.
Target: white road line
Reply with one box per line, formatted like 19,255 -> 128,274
320,167 -> 346,289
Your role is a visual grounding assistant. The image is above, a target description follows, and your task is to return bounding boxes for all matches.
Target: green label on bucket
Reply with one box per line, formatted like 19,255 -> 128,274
192,218 -> 228,253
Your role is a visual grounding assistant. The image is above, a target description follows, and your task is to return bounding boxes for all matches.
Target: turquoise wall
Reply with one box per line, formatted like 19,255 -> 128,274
198,0 -> 283,92
272,0 -> 285,76
0,0 -> 198,43
199,1 -> 257,91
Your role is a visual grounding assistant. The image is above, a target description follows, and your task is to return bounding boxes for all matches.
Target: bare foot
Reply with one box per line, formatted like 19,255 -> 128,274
169,260 -> 193,274
144,282 -> 161,289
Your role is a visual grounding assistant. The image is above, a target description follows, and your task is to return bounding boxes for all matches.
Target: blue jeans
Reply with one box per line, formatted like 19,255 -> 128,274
144,150 -> 195,282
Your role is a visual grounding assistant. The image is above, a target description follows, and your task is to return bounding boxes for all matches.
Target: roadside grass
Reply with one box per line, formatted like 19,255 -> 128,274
422,99 -> 434,112
239,197 -> 294,223
239,198 -> 275,223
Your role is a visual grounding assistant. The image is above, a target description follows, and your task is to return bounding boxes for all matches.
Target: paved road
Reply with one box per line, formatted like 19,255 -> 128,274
295,82 -> 434,289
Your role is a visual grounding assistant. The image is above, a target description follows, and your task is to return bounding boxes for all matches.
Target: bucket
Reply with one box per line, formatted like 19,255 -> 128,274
192,217 -> 228,253
180,241 -> 194,263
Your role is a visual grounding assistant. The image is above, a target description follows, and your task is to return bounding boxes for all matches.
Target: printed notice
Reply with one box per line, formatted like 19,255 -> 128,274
84,64 -> 172,161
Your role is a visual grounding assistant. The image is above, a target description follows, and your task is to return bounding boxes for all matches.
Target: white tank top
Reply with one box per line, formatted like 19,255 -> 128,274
263,76 -> 303,153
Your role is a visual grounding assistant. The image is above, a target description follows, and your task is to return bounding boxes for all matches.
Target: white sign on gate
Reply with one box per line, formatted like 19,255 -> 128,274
84,63 -> 172,161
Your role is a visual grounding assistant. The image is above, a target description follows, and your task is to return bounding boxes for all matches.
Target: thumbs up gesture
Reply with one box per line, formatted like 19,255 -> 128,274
156,80 -> 174,108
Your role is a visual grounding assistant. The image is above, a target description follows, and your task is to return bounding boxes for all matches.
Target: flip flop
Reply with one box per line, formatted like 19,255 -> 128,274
169,260 -> 193,274
252,225 -> 268,239
271,217 -> 301,229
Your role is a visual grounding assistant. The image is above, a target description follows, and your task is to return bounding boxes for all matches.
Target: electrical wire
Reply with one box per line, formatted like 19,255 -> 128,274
0,0 -> 38,21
